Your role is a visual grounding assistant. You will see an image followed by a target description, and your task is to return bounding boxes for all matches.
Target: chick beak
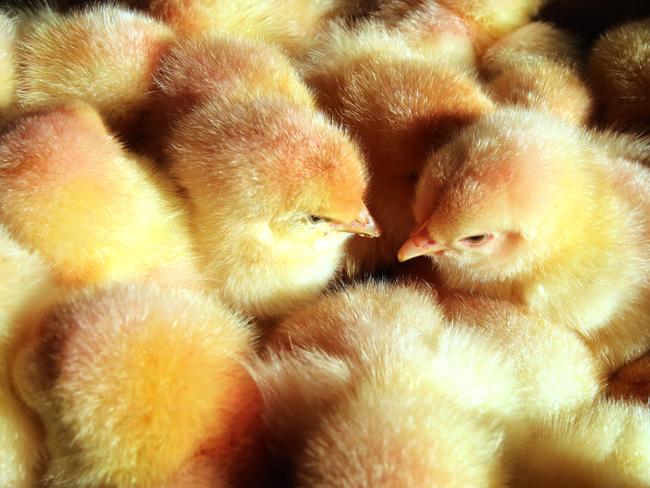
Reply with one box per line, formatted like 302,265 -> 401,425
334,207 -> 381,238
398,222 -> 444,262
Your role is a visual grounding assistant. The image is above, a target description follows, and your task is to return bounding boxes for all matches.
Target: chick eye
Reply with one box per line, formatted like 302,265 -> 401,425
459,233 -> 493,246
307,215 -> 329,225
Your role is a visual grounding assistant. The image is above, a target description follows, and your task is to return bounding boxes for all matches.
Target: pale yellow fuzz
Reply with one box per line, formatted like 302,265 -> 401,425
296,359 -> 507,488
512,399 -> 650,487
262,282 -> 524,485
0,12 -> 16,118
304,22 -> 494,276
146,0 -> 356,58
0,103 -> 200,288
0,226 -> 54,488
15,5 -> 174,132
480,22 -> 593,125
12,283 -> 255,487
589,17 -> 650,132
167,87 -> 368,318
414,108 -> 650,371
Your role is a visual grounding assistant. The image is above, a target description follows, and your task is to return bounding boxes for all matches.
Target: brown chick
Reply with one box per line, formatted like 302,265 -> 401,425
0,12 -> 16,119
304,22 -> 494,277
15,4 -> 174,139
0,226 -> 55,488
132,0 -> 358,58
589,18 -> 650,133
162,35 -> 378,319
399,107 -> 650,372
480,22 -> 594,125
12,283 -> 260,487
0,101 -> 200,288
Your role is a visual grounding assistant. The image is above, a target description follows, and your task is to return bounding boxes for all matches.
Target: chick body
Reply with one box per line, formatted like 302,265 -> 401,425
589,18 -> 650,133
12,283 -> 258,487
15,5 -> 174,138
0,102 -> 199,288
0,12 -> 16,118
0,227 -> 54,488
406,108 -> 650,371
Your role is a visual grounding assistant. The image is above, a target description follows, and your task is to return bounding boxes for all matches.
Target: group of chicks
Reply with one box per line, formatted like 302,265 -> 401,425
0,0 -> 649,486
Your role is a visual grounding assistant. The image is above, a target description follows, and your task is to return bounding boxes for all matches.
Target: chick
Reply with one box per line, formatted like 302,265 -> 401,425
0,102 -> 199,288
399,108 -> 650,371
15,5 -> 174,138
511,399 -> 650,488
12,283 -> 259,487
370,0 -> 546,57
144,34 -> 315,157
262,282 -> 517,487
166,72 -> 376,318
304,23 -> 494,276
0,226 -> 54,488
0,12 -> 16,118
294,348 -> 508,488
136,0 -> 357,58
589,18 -> 650,133
480,22 -> 593,125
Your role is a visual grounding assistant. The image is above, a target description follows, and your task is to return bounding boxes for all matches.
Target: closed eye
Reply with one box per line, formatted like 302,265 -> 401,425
459,233 -> 493,246
307,215 -> 331,225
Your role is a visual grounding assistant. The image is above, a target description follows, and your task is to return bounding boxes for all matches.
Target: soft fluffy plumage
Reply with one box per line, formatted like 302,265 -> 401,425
0,226 -> 54,488
12,283 -> 258,487
0,102 -> 199,287
588,18 -> 650,133
401,108 -> 650,371
15,5 -> 174,137
162,35 -> 376,319
304,22 -> 494,276
0,12 -> 16,118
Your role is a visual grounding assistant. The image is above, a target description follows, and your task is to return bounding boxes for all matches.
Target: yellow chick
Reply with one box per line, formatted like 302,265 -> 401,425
0,102 -> 200,288
399,107 -> 650,372
163,40 -> 378,318
15,5 -> 174,138
370,0 -> 547,58
144,34 -> 315,158
135,0 -> 358,58
0,12 -> 16,119
304,22 -> 494,276
0,226 -> 55,488
12,283 -> 259,487
511,399 -> 650,488
261,282 -> 520,487
480,22 -> 593,125
589,18 -> 650,133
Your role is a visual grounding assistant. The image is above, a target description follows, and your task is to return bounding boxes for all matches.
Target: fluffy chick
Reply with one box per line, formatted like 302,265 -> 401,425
0,12 -> 16,118
304,23 -> 494,276
400,108 -> 650,371
136,0 -> 357,58
12,283 -> 258,487
166,76 -> 376,318
511,399 -> 650,488
262,282 -> 520,486
15,5 -> 174,138
0,102 -> 199,287
294,348 -> 508,488
370,0 -> 546,57
144,34 -> 315,158
0,226 -> 55,488
588,18 -> 650,133
480,22 -> 593,125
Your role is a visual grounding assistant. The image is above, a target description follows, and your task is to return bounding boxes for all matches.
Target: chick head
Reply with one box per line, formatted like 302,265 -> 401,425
398,108 -> 592,281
